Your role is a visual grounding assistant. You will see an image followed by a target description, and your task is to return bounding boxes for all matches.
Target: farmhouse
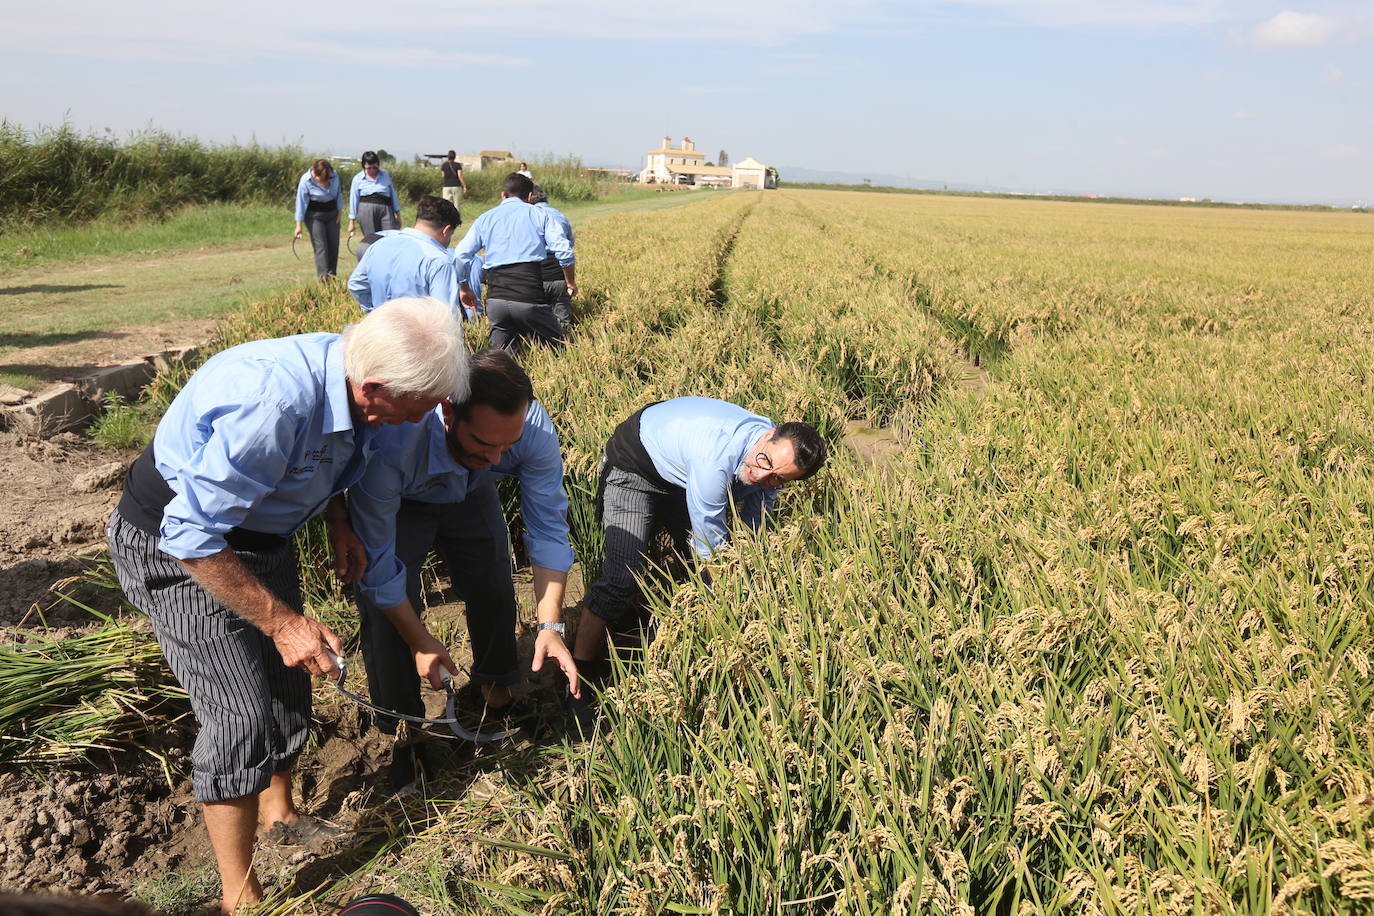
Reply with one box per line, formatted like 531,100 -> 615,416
456,149 -> 519,171
639,136 -> 777,189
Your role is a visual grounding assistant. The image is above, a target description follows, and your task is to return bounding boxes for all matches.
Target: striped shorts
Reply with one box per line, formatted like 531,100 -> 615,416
106,509 -> 311,804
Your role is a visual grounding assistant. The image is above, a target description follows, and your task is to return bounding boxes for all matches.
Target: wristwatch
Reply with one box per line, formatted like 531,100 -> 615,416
536,622 -> 566,636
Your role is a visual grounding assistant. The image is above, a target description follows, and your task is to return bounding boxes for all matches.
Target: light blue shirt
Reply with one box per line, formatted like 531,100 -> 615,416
151,333 -> 381,560
463,253 -> 486,318
348,168 -> 401,218
347,228 -> 462,314
349,401 -> 573,609
294,170 -> 343,220
534,201 -> 574,247
637,397 -> 779,559
453,197 -> 575,282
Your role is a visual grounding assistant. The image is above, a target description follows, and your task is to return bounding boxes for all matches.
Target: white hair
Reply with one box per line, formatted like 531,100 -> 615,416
341,297 -> 470,402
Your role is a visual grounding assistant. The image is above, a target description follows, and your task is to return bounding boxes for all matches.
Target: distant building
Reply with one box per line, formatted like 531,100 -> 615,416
639,137 -> 776,189
455,149 -> 519,172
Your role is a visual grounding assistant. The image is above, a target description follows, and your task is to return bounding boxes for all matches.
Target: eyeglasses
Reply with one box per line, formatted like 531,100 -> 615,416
744,451 -> 790,488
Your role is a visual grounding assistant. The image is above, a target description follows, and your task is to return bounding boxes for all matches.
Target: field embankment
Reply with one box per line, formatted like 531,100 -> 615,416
4,188 -> 1373,913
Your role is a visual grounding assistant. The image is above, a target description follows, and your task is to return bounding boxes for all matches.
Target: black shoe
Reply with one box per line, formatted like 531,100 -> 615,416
387,743 -> 424,792
453,684 -> 536,740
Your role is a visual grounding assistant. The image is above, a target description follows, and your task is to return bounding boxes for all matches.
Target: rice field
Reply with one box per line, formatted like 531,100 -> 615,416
17,187 -> 1374,913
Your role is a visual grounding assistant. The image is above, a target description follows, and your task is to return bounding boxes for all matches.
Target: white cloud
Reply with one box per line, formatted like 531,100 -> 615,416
1323,143 -> 1357,158
1250,11 -> 1341,47
1234,110 -> 1259,120
1323,64 -> 1344,82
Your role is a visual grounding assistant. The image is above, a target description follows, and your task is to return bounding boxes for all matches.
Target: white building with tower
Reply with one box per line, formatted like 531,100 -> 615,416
639,137 -> 776,189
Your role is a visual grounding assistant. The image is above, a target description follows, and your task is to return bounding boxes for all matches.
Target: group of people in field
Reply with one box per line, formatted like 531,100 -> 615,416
110,161 -> 827,914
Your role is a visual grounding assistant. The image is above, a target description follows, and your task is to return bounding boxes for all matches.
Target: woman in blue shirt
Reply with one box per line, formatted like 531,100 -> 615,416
348,150 -> 403,259
293,158 -> 344,279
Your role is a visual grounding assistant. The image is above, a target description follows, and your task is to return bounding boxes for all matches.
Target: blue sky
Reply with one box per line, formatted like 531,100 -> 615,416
5,1 -> 1370,204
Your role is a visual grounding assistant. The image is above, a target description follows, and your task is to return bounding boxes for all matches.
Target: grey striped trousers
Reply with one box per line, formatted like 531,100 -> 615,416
106,509 -> 311,804
582,466 -> 691,623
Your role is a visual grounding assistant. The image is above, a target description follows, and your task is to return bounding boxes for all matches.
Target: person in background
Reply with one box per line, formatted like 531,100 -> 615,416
348,196 -> 462,316
569,397 -> 826,728
293,158 -> 344,280
453,172 -> 575,353
528,183 -> 575,332
439,150 -> 468,223
346,349 -> 580,787
105,298 -> 468,915
516,160 -> 532,179
348,151 -> 403,259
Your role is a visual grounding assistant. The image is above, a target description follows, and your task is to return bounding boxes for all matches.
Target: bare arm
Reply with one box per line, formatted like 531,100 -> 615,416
562,264 -> 577,298
378,599 -> 458,689
180,548 -> 342,677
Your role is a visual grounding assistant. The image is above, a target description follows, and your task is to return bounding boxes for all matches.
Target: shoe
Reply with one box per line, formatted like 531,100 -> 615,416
387,743 -> 423,793
452,684 -> 536,740
260,814 -> 346,847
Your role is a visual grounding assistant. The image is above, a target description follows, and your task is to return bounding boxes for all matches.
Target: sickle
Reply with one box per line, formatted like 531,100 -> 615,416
323,649 -> 519,743
291,236 -> 301,261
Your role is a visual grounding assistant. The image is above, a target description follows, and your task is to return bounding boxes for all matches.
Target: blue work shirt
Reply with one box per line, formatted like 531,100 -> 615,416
453,197 -> 574,282
638,397 -> 779,559
151,333 -> 381,560
294,170 -> 344,220
348,168 -> 401,218
348,228 -> 462,314
534,201 -> 574,247
349,401 -> 573,609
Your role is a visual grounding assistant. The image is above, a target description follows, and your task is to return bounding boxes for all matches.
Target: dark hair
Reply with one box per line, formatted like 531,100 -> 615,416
528,183 -> 549,205
453,349 -> 534,420
447,149 -> 456,159
503,172 -> 534,200
773,422 -> 826,479
415,195 -> 460,229
311,158 -> 334,182
361,150 -> 380,166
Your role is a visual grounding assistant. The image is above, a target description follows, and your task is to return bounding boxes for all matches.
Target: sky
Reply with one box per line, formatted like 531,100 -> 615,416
4,0 -> 1370,205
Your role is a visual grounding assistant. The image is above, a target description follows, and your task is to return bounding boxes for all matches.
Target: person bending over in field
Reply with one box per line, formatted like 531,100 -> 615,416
454,172 -> 575,353
106,298 -> 467,915
348,195 -> 463,317
569,397 -> 826,729
344,349 -> 580,789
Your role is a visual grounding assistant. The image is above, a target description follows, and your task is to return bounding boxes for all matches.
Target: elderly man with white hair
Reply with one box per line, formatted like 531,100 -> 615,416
105,297 -> 467,915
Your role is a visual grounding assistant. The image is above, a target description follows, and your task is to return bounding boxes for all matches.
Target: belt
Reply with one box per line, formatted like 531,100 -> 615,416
359,193 -> 393,206
305,200 -> 337,215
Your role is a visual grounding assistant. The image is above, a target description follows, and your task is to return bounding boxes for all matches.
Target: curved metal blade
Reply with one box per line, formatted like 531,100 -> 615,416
291,236 -> 301,261
347,238 -> 359,259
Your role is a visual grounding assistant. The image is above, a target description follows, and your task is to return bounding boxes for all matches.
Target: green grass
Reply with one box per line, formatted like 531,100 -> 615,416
0,202 -> 286,268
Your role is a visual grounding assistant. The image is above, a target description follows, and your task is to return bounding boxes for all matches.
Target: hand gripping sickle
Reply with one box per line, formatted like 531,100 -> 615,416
322,648 -> 519,743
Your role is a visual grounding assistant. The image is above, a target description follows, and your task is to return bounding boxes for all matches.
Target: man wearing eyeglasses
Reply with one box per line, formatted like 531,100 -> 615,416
570,396 -> 826,715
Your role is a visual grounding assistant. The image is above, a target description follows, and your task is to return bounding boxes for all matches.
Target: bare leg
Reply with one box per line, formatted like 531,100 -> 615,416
481,683 -> 513,707
257,769 -> 300,828
203,797 -> 262,915
573,606 -> 610,663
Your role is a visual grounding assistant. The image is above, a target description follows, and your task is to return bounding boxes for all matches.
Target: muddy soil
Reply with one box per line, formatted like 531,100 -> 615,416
0,429 -> 137,625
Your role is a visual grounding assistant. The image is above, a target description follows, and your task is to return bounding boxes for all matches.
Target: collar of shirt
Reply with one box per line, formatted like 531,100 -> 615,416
400,226 -> 449,253
320,337 -> 358,437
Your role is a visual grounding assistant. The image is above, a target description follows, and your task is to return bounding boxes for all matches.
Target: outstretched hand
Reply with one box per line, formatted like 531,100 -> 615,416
270,614 -> 343,679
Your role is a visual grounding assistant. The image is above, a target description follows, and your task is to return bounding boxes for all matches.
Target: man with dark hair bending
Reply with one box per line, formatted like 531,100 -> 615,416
345,349 -> 580,787
348,195 -> 464,316
454,172 -> 575,352
570,397 -> 826,722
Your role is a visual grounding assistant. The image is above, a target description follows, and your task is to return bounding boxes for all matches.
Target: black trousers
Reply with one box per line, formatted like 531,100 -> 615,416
356,482 -> 519,734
